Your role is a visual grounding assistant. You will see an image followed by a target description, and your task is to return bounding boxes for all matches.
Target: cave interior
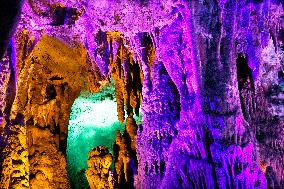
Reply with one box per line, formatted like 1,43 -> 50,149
0,0 -> 284,189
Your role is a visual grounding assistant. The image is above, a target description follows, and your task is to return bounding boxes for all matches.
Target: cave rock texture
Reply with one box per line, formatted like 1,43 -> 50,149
0,0 -> 284,189
86,146 -> 114,189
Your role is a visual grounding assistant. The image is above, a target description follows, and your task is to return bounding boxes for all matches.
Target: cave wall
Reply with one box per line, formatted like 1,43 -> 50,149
1,34 -> 90,188
0,0 -> 24,58
0,0 -> 284,189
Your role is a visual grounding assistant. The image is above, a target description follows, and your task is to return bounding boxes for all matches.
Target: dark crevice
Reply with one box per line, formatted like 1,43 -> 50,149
4,43 -> 17,122
236,54 -> 254,92
0,0 -> 24,58
51,6 -> 66,26
45,83 -> 57,100
236,53 -> 255,120
50,76 -> 64,80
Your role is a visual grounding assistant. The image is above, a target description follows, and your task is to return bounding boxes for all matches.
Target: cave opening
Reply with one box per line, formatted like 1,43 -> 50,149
66,80 -> 142,189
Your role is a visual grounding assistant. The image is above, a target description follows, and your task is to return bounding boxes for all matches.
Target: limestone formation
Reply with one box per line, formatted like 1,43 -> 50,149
1,34 -> 89,188
0,0 -> 284,189
108,32 -> 143,123
86,146 -> 114,189
125,113 -> 138,153
113,131 -> 132,188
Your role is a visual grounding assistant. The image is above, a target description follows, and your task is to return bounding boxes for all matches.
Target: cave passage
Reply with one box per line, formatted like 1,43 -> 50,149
66,81 -> 142,188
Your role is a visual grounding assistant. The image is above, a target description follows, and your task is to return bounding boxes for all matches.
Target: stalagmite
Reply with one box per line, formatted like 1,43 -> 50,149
1,35 -> 89,188
86,146 -> 114,189
0,0 -> 284,188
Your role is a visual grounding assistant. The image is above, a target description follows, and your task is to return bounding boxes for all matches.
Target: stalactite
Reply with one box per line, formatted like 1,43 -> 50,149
111,47 -> 126,123
108,32 -> 143,123
135,31 -> 181,187
0,0 -> 283,188
1,35 -> 88,188
85,53 -> 105,94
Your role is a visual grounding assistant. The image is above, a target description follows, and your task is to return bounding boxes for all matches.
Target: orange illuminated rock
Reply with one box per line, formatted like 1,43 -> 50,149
108,32 -> 143,123
86,146 -> 114,189
125,113 -> 138,153
113,129 -> 136,188
2,34 -> 89,188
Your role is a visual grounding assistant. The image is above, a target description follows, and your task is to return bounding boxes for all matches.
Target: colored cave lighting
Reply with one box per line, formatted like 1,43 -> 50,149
1,0 -> 284,188
66,82 -> 141,187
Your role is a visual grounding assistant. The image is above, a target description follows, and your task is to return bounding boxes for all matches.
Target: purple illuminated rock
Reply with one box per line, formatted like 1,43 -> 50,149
0,0 -> 284,188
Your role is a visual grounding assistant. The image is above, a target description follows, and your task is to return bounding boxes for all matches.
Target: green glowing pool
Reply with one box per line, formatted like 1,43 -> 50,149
66,82 -> 141,188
